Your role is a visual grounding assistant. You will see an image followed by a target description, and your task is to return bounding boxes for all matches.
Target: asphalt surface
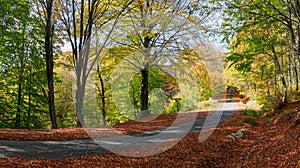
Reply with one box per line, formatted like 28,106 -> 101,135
0,93 -> 241,160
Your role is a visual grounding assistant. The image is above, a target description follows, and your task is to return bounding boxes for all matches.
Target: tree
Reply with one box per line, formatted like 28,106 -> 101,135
44,0 -> 57,129
55,0 -> 134,127
221,0 -> 300,107
0,0 -> 49,129
114,0 -> 218,116
32,0 -> 58,129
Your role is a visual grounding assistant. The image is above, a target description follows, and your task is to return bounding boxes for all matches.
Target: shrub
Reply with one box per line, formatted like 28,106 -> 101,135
163,99 -> 181,114
244,108 -> 260,118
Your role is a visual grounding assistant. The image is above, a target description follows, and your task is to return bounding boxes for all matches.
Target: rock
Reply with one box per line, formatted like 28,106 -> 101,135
228,135 -> 236,142
228,129 -> 245,142
232,129 -> 245,139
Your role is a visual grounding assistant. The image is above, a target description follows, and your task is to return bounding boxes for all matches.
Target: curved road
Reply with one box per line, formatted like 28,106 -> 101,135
0,92 -> 241,160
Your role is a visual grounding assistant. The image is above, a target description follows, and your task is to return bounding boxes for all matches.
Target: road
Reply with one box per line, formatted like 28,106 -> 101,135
0,93 -> 241,160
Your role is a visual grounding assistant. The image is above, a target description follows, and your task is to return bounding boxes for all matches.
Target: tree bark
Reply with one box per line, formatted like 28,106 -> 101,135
75,77 -> 84,127
15,81 -> 22,129
140,68 -> 149,116
99,73 -> 107,126
97,65 -> 107,126
288,20 -> 299,91
75,0 -> 94,127
15,52 -> 24,129
271,45 -> 288,105
27,65 -> 32,129
45,0 -> 57,129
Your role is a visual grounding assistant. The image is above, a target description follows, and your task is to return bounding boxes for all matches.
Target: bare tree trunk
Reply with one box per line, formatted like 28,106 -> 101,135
45,0 -> 57,129
140,68 -> 149,116
15,52 -> 25,129
15,80 -> 22,129
288,22 -> 299,91
292,0 -> 300,91
97,65 -> 107,126
297,22 -> 300,91
27,65 -> 32,129
271,45 -> 288,105
274,71 -> 277,96
286,2 -> 299,91
293,54 -> 299,91
75,76 -> 84,127
75,0 -> 94,127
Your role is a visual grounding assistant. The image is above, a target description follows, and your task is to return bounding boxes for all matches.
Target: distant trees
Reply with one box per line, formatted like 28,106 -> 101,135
54,52 -> 76,128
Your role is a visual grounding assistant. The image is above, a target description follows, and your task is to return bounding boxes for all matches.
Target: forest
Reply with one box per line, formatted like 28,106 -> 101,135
0,0 -> 300,132
0,0 -> 225,129
1,0 -> 300,167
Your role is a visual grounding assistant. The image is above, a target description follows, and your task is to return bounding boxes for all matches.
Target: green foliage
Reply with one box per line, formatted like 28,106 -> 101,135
163,99 -> 181,114
54,52 -> 76,128
129,67 -> 167,115
0,0 -> 218,129
221,0 -> 300,107
244,108 -> 260,118
106,110 -> 129,125
88,45 -> 213,125
0,0 -> 49,129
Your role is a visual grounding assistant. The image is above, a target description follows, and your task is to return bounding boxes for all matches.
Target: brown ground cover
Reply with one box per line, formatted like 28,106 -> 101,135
1,101 -> 300,167
0,111 -> 210,141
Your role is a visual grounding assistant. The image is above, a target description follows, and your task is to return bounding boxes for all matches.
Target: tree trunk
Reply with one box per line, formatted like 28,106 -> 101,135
288,21 -> 299,91
272,45 -> 287,105
297,22 -> 300,91
274,71 -> 277,96
293,55 -> 299,91
27,66 -> 32,129
45,0 -> 57,129
140,68 -> 149,116
75,77 -> 84,127
15,81 -> 22,129
15,52 -> 25,129
97,65 -> 107,126
75,44 -> 91,127
74,0 -> 94,127
99,74 -> 107,126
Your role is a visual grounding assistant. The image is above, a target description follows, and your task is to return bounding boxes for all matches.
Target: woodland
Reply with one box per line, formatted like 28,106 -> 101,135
1,0 -> 299,129
0,0 -> 224,129
0,0 -> 300,167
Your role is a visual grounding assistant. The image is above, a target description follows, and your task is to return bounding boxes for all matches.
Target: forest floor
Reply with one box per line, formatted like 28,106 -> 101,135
0,102 -> 300,167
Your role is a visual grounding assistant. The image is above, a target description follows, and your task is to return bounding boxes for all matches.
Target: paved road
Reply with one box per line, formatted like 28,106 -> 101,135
0,94 -> 241,160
